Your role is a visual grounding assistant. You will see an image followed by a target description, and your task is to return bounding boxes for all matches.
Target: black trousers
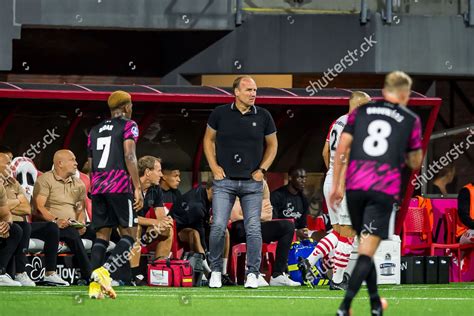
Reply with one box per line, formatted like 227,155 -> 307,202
0,223 -> 22,274
231,220 -> 295,274
10,221 -> 60,274
59,226 -> 94,279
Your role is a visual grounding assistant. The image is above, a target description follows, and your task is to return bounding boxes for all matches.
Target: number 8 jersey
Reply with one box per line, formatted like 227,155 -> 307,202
87,117 -> 139,195
343,101 -> 422,201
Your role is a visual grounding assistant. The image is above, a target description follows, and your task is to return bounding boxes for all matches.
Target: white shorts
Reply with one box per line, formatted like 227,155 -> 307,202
323,175 -> 352,226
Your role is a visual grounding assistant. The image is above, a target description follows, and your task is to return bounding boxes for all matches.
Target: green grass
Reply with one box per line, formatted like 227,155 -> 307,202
1,283 -> 473,315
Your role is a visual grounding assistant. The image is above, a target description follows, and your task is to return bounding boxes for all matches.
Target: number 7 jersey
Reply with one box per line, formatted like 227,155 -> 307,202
87,117 -> 139,195
342,101 -> 422,201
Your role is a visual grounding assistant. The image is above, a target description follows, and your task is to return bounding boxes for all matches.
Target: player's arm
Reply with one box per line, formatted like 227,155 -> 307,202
75,202 -> 86,224
406,116 -> 423,170
154,206 -> 167,219
137,216 -> 157,227
74,186 -> 87,224
323,121 -> 335,169
329,132 -> 353,209
339,149 -> 350,191
124,139 -> 143,210
322,141 -> 330,169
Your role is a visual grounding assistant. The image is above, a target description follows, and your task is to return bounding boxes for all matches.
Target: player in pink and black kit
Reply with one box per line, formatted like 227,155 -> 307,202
299,92 -> 371,290
87,91 -> 144,299
330,72 -> 423,315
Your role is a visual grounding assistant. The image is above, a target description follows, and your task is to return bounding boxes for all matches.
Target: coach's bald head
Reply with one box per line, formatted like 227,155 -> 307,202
53,149 -> 78,178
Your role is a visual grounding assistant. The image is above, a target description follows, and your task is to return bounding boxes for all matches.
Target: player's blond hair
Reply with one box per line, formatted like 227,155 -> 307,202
384,71 -> 412,92
108,90 -> 132,110
349,91 -> 371,113
138,155 -> 162,177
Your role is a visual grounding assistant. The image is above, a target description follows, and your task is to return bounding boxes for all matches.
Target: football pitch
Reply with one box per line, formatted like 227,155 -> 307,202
1,283 -> 473,316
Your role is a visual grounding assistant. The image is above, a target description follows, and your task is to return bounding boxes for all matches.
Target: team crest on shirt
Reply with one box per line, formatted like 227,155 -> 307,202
131,126 -> 139,137
282,202 -> 302,219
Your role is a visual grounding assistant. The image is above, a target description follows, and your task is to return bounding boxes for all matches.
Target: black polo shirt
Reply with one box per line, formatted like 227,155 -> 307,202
207,103 -> 276,179
137,185 -> 164,218
182,185 -> 211,229
162,188 -> 189,228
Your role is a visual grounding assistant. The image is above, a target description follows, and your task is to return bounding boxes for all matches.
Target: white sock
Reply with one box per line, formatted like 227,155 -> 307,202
222,258 -> 228,274
307,232 -> 339,266
202,259 -> 212,274
332,240 -> 353,284
322,251 -> 335,275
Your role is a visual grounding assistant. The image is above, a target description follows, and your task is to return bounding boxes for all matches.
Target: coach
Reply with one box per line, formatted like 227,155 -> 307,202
203,76 -> 278,289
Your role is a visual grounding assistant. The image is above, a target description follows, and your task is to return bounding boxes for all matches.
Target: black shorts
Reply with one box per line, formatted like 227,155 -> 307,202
91,193 -> 137,230
346,190 -> 396,240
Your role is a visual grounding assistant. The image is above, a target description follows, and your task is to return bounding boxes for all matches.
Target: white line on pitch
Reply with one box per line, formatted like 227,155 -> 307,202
1,291 -> 474,301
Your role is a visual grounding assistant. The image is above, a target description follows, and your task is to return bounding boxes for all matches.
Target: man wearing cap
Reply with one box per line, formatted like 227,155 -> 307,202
203,76 -> 278,289
87,90 -> 144,299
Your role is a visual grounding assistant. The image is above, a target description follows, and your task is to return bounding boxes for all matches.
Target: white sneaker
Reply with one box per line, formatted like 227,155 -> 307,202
209,271 -> 222,288
244,273 -> 259,289
43,273 -> 70,286
15,272 -> 36,286
0,274 -> 22,286
111,280 -> 120,287
270,273 -> 301,286
257,274 -> 269,287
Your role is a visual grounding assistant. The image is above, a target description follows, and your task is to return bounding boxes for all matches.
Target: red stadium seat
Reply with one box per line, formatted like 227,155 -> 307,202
431,208 -> 474,281
402,207 -> 432,255
230,243 -> 275,284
